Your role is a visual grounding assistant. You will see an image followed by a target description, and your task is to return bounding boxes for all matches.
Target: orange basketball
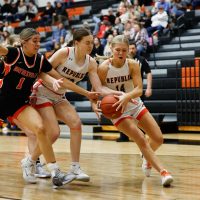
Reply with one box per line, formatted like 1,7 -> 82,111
100,95 -> 122,119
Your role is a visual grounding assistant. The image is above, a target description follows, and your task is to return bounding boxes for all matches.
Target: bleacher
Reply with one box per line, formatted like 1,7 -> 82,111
5,0 -> 200,133
67,6 -> 200,133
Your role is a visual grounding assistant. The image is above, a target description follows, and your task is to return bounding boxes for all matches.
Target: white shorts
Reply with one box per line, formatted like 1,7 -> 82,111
112,98 -> 148,126
31,81 -> 66,109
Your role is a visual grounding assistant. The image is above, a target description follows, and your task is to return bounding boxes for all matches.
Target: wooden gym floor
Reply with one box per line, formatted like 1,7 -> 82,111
0,129 -> 200,200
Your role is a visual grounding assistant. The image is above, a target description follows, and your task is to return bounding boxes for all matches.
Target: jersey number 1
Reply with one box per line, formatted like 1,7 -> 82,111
16,77 -> 25,89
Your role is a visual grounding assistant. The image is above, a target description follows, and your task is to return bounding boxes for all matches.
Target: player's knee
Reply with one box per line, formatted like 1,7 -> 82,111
34,124 -> 45,136
51,131 -> 60,143
137,136 -> 149,149
68,117 -> 82,131
155,135 -> 163,146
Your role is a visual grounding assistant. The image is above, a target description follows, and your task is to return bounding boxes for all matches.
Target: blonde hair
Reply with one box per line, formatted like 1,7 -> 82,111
111,35 -> 129,48
19,28 -> 39,42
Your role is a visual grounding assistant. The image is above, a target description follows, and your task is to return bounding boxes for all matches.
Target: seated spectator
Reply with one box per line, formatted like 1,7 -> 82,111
15,0 -> 27,21
146,4 -> 168,36
140,8 -> 152,29
40,1 -> 55,26
90,37 -> 104,58
103,34 -> 113,57
7,0 -> 18,22
100,7 -> 116,26
132,22 -> 149,56
41,22 -> 66,51
114,17 -> 124,34
171,0 -> 187,18
1,0 -> 12,22
117,4 -> 131,24
156,0 -> 171,14
52,1 -> 68,25
97,20 -> 110,40
62,26 -> 74,47
123,20 -> 135,40
26,2 -> 38,21
3,21 -> 14,34
1,30 -> 10,46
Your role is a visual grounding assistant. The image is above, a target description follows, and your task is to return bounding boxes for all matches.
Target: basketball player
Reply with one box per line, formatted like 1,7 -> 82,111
0,28 -> 99,187
97,35 -> 173,187
24,28 -> 120,182
117,40 -> 153,142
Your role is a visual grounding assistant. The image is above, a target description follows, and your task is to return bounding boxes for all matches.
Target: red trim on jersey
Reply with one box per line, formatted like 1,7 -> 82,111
136,108 -> 148,121
8,105 -> 29,124
34,102 -> 53,109
21,47 -> 37,68
114,116 -> 133,127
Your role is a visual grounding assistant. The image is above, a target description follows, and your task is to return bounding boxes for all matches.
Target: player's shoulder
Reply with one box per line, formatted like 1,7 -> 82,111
99,59 -> 110,69
127,58 -> 139,66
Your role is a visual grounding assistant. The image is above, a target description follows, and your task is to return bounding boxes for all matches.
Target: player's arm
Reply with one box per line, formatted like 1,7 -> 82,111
129,59 -> 143,98
146,72 -> 152,97
47,68 -> 99,100
143,59 -> 152,97
89,58 -> 122,96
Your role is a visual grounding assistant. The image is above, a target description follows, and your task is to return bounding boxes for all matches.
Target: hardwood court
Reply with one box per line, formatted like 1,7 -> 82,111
0,134 -> 200,200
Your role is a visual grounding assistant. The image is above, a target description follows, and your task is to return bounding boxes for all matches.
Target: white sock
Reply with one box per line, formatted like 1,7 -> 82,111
27,156 -> 36,164
47,162 -> 59,177
71,162 -> 79,167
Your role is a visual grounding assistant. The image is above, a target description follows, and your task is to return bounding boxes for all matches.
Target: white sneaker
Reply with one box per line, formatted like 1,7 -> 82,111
142,156 -> 152,177
52,170 -> 76,189
35,163 -> 51,178
69,165 -> 90,182
2,127 -> 10,133
21,157 -> 37,184
160,169 -> 173,187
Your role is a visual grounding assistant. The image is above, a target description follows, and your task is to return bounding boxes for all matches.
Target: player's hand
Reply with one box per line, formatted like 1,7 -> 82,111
87,91 -> 100,101
91,100 -> 102,120
145,88 -> 152,97
113,93 -> 130,113
53,78 -> 63,91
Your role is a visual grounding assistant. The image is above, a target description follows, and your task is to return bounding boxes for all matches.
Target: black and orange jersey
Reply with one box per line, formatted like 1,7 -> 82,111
0,47 -> 52,100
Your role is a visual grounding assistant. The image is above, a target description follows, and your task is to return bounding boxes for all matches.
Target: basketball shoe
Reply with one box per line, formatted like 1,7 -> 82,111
35,163 -> 51,178
142,156 -> 152,177
68,164 -> 90,182
160,169 -> 173,187
52,169 -> 76,188
21,157 -> 37,184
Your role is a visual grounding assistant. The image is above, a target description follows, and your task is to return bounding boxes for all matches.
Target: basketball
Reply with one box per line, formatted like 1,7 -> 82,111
100,95 -> 122,119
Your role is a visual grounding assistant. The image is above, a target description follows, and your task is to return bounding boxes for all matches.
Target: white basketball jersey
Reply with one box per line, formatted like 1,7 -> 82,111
105,59 -> 134,93
105,59 -> 142,115
54,47 -> 90,94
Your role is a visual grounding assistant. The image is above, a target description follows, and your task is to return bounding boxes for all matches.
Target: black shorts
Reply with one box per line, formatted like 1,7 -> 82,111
0,95 -> 29,120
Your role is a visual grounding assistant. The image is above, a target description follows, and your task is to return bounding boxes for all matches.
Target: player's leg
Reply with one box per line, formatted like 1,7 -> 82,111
14,118 -> 51,178
116,118 -> 173,187
54,100 -> 90,182
138,112 -> 163,151
138,112 -> 164,177
16,106 -> 75,187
